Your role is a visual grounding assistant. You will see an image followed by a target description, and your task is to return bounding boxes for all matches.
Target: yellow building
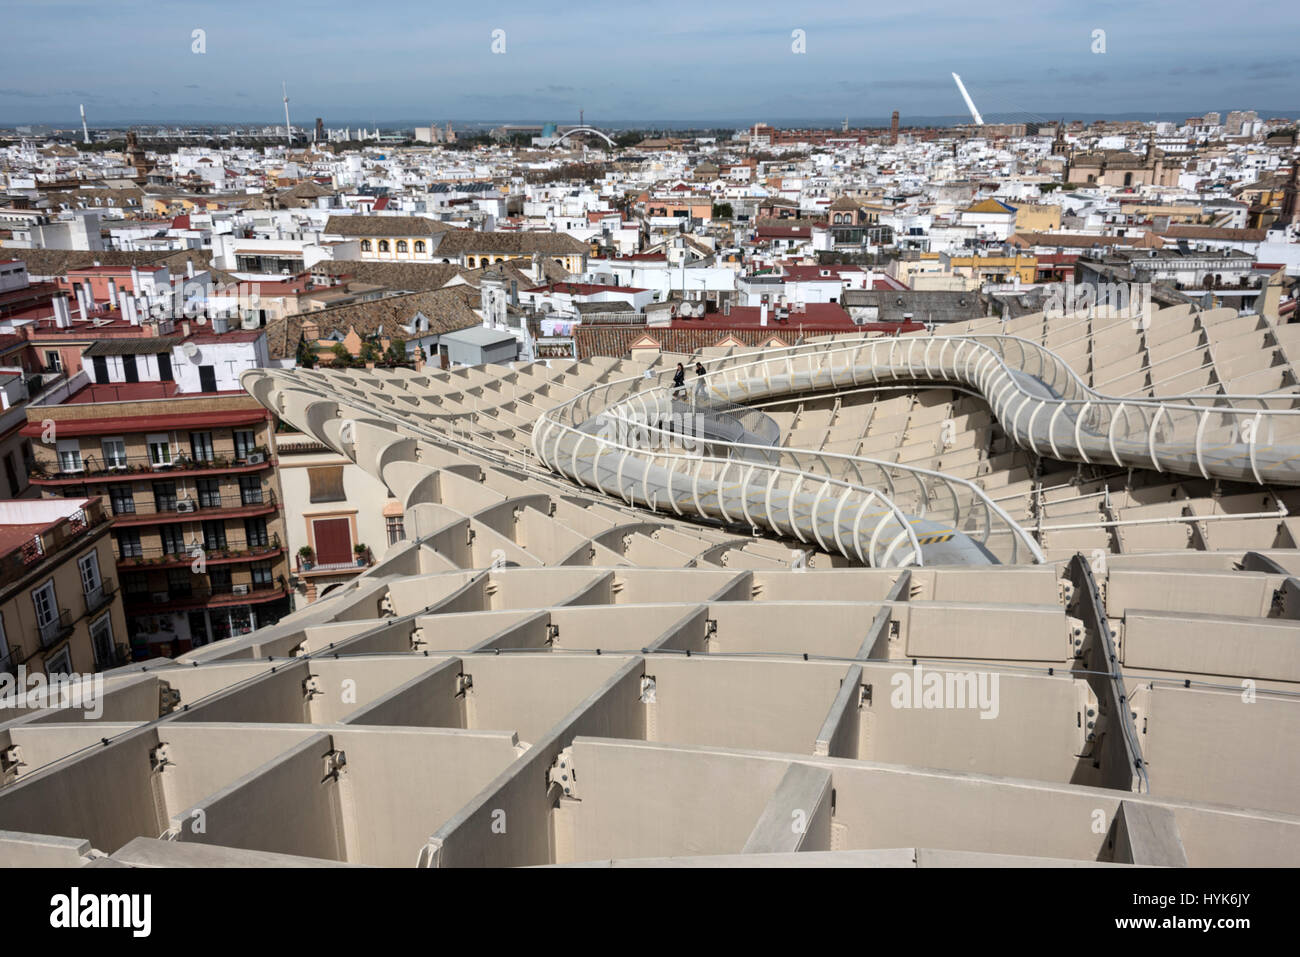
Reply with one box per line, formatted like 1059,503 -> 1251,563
944,252 -> 1038,289
0,496 -> 128,676
1013,204 -> 1062,232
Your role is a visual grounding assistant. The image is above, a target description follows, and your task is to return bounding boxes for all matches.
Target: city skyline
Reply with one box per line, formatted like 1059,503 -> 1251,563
2,0 -> 1298,125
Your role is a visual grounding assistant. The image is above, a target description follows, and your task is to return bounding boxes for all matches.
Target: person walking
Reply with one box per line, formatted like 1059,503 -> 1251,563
694,361 -> 708,401
671,362 -> 686,400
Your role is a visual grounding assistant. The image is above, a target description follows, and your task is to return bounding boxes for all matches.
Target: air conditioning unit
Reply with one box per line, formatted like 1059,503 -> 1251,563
246,452 -> 265,464
176,500 -> 197,513
232,584 -> 250,596
151,592 -> 169,603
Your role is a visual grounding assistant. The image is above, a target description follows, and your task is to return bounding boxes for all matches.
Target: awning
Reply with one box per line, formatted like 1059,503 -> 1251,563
21,408 -> 267,437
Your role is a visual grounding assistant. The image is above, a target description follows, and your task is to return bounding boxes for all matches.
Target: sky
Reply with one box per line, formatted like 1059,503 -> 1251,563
1,0 -> 1297,127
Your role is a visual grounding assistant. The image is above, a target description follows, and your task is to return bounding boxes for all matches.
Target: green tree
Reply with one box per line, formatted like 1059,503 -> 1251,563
295,337 -> 317,368
359,339 -> 382,363
385,338 -> 407,364
330,342 -> 352,366
712,202 -> 734,220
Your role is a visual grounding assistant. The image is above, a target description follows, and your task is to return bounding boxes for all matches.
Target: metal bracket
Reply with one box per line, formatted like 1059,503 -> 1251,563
859,683 -> 873,707
545,624 -> 560,645
548,746 -> 579,798
322,747 -> 347,784
409,626 -> 426,651
158,681 -> 181,716
455,672 -> 473,697
1,744 -> 26,784
302,675 -> 323,700
640,675 -> 657,703
149,743 -> 174,773
704,618 -> 717,641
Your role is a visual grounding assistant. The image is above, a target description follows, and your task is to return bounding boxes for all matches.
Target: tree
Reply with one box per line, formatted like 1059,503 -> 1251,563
712,202 -> 734,220
385,338 -> 407,364
359,339 -> 382,364
295,337 -> 317,368
330,342 -> 352,366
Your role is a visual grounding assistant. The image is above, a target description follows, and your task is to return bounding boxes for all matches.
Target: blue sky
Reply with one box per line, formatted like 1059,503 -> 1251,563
1,0 -> 1297,126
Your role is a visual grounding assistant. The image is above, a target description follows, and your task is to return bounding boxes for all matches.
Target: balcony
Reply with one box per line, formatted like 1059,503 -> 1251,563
0,644 -> 21,678
34,608 -> 74,651
0,502 -> 110,589
29,450 -> 274,485
109,488 -> 279,525
115,537 -> 283,569
123,579 -> 289,613
83,577 -> 117,615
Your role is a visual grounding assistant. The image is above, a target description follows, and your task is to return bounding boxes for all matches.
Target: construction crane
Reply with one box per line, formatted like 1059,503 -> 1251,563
951,73 -> 984,126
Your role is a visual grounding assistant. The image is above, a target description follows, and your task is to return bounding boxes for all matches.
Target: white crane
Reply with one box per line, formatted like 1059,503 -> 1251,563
951,73 -> 984,126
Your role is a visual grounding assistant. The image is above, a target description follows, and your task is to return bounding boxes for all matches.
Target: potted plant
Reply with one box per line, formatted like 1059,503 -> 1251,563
298,545 -> 315,570
353,543 -> 369,566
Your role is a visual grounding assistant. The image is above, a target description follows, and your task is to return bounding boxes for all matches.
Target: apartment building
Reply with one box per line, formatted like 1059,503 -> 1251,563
21,334 -> 289,658
0,496 -> 127,677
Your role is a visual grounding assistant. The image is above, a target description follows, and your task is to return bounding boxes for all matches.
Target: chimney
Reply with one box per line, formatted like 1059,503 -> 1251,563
123,296 -> 140,325
181,320 -> 192,337
130,265 -> 141,295
106,279 -> 118,310
760,300 -> 769,326
73,284 -> 87,320
185,258 -> 195,279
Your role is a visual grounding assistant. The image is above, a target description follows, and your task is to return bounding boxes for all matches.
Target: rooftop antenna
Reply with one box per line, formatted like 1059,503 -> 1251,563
282,81 -> 292,147
79,104 -> 90,145
951,73 -> 984,126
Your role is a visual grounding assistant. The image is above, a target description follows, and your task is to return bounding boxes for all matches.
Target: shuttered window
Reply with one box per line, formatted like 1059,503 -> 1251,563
308,466 -> 345,503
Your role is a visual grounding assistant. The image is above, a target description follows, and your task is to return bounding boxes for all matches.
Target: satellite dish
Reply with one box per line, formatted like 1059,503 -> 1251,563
183,341 -> 200,361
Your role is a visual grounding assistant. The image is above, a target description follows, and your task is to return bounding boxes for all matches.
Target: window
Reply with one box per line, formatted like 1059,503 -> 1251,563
311,517 -> 353,565
396,240 -> 408,253
117,529 -> 143,559
198,365 -> 217,392
209,566 -> 231,593
158,352 -> 173,382
239,475 -> 263,504
386,515 -> 405,545
250,561 -> 273,586
378,240 -> 390,253
233,430 -> 257,459
89,613 -> 115,669
31,580 -> 60,644
44,350 -> 62,373
147,434 -> 173,467
122,354 -> 139,383
196,478 -> 221,508
78,551 -> 102,604
101,437 -> 127,470
307,466 -> 345,503
152,480 -> 177,511
167,568 -> 193,598
202,520 -> 227,551
56,439 -> 83,473
414,240 -> 426,253
360,239 -> 372,252
123,572 -> 148,598
189,432 -> 215,463
244,517 -> 268,548
160,525 -> 185,556
44,646 -> 73,677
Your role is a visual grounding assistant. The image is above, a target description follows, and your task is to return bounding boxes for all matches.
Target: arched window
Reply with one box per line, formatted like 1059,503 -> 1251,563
396,240 -> 408,253
414,240 -> 426,253
378,240 -> 390,253
360,239 -> 372,251
466,256 -> 477,267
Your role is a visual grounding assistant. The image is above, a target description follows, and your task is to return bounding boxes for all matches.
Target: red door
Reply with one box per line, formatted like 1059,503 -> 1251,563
312,518 -> 353,565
